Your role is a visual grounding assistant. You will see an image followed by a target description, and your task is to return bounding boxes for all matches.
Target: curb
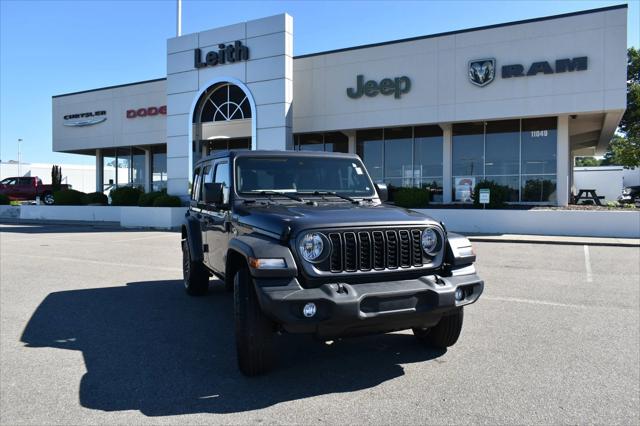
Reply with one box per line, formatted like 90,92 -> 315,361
467,235 -> 640,247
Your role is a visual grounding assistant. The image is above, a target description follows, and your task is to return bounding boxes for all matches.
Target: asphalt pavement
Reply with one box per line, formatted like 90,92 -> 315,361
0,223 -> 638,425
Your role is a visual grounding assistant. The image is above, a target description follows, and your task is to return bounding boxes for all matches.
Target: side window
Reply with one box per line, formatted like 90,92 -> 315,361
18,178 -> 32,185
191,167 -> 201,201
214,162 -> 230,204
200,164 -> 213,203
2,178 -> 17,185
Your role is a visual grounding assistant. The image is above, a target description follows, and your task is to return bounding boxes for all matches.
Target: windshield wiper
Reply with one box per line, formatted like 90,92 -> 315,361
299,190 -> 361,204
253,190 -> 306,203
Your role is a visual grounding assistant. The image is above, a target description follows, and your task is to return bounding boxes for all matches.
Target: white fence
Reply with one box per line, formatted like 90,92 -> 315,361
0,205 -> 187,230
1,205 -> 638,237
416,209 -> 640,238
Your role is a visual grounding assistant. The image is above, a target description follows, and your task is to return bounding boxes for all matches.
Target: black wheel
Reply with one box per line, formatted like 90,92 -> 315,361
42,192 -> 55,205
234,266 -> 275,376
182,239 -> 209,296
413,308 -> 464,349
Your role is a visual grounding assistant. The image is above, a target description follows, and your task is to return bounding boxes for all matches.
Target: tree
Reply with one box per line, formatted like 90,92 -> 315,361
51,165 -> 62,191
575,157 -> 602,167
605,47 -> 640,168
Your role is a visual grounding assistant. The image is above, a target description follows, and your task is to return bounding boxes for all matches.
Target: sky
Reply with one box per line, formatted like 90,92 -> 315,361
1,0 -> 638,166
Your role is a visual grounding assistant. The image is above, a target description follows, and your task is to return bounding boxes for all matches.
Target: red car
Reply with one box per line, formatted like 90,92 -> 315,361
0,177 -> 70,205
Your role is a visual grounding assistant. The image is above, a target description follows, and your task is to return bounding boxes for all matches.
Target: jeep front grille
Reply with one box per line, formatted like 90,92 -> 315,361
325,228 -> 426,273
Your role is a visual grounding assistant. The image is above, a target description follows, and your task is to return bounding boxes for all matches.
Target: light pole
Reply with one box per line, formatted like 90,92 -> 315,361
17,138 -> 22,176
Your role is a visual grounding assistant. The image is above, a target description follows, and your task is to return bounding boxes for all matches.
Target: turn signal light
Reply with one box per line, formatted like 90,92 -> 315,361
248,257 -> 286,269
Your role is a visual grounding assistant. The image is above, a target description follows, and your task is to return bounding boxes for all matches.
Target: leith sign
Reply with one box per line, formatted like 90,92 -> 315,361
194,41 -> 249,69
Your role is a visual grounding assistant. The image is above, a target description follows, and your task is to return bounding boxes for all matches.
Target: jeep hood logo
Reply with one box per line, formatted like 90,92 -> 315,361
468,59 -> 495,87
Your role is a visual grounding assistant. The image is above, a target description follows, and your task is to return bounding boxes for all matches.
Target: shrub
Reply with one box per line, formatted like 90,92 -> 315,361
0,194 -> 10,205
53,189 -> 88,205
138,190 -> 166,207
110,186 -> 143,206
152,194 -> 182,207
85,192 -> 108,205
472,180 -> 511,209
391,187 -> 430,208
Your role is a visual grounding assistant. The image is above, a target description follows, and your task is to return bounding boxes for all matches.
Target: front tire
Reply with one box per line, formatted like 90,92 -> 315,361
182,239 -> 209,296
413,308 -> 464,349
234,267 -> 275,376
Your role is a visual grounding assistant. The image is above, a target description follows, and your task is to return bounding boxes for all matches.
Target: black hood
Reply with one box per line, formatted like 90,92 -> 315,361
233,201 -> 438,239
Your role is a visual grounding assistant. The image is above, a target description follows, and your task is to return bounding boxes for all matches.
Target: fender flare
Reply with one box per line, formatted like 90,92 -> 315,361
182,214 -> 204,263
445,232 -> 476,266
227,234 -> 297,278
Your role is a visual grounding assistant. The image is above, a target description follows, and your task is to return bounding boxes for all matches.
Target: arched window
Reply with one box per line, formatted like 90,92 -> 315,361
195,83 -> 251,123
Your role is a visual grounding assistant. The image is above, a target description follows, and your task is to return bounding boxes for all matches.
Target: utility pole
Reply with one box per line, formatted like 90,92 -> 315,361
177,0 -> 182,37
17,138 -> 22,176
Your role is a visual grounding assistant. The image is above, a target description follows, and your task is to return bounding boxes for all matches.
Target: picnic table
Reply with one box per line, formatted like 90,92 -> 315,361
573,189 -> 605,206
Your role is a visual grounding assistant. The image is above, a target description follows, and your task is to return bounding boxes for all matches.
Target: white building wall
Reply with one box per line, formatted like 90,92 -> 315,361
52,80 -> 167,152
292,7 -> 627,132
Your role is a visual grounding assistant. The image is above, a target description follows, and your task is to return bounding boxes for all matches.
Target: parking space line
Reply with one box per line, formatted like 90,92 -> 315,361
1,253 -> 181,272
584,245 -> 593,282
483,295 -> 637,311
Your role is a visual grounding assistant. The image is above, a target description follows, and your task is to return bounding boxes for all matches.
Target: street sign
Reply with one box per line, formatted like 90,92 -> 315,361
479,188 -> 490,204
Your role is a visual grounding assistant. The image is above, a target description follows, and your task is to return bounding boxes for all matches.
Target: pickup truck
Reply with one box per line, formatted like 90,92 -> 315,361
0,177 -> 70,205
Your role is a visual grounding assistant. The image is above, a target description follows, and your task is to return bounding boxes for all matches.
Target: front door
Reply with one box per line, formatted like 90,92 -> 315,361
203,161 -> 231,273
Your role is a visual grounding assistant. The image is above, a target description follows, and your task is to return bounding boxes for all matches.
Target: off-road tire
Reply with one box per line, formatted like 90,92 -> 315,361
182,239 -> 209,296
234,267 -> 275,376
413,307 -> 464,348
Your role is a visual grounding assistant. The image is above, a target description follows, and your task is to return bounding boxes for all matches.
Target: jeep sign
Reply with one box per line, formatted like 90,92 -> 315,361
347,75 -> 411,99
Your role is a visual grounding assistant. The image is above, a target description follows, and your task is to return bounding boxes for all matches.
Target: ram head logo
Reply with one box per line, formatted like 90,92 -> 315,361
468,59 -> 496,87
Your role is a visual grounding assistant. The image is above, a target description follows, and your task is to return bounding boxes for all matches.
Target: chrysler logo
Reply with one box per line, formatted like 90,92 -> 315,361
468,58 -> 495,87
63,110 -> 107,127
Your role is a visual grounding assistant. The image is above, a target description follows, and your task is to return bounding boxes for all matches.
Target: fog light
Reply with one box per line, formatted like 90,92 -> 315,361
455,288 -> 465,301
302,302 -> 317,318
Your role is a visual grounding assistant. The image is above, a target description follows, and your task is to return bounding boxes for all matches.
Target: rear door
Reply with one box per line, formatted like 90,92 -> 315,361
190,165 -> 209,266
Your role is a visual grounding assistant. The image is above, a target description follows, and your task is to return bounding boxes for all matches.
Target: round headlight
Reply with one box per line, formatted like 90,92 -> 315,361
421,228 -> 439,255
299,233 -> 324,262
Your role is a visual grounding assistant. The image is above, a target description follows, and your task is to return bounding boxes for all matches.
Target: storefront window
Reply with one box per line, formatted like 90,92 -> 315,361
384,127 -> 412,188
522,175 -> 557,203
152,145 -> 167,191
452,122 -> 484,202
522,117 -> 557,175
452,117 -> 557,203
103,152 -> 116,191
116,147 -> 131,187
356,129 -> 384,182
297,133 -> 324,151
295,132 -> 349,153
485,120 -> 519,175
414,126 -> 443,202
324,132 -> 348,153
131,148 -> 145,189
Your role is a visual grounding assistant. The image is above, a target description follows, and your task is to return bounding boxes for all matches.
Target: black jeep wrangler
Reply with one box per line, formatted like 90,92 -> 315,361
182,150 -> 483,375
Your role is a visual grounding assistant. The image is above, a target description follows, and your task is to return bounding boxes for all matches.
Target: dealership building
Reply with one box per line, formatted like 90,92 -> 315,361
52,4 -> 628,206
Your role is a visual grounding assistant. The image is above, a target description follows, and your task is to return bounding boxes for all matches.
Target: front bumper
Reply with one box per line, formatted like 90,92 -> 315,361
254,273 -> 483,338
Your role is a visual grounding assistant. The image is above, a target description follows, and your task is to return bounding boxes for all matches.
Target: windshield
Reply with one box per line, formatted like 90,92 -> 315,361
235,156 -> 376,197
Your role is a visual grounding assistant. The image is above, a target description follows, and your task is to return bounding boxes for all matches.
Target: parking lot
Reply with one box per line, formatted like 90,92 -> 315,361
0,223 -> 638,425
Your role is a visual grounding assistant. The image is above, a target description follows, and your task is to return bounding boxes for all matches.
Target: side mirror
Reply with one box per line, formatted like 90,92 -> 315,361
375,183 -> 388,202
203,182 -> 224,206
